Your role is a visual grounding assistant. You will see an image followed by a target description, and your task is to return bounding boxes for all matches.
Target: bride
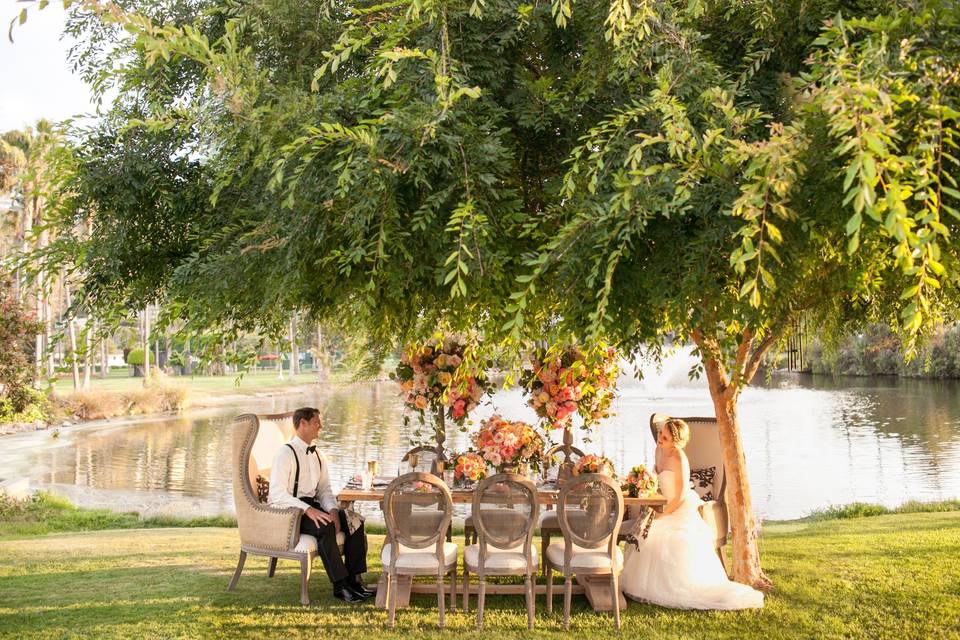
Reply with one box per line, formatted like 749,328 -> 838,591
619,418 -> 764,610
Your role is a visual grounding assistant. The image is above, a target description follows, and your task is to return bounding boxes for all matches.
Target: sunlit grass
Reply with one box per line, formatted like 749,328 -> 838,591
1,511 -> 958,639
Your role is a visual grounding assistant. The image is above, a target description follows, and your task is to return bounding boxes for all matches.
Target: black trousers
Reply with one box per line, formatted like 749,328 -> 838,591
299,498 -> 368,584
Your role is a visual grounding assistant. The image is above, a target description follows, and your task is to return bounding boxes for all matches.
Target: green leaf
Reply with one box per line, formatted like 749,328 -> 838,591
847,231 -> 860,254
864,134 -> 885,155
845,212 -> 862,236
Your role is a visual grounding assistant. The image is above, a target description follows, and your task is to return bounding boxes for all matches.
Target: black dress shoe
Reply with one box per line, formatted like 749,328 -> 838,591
333,585 -> 367,603
350,582 -> 376,598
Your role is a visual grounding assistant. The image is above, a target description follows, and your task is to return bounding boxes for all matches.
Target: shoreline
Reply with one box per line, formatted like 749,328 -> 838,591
0,377 -> 377,437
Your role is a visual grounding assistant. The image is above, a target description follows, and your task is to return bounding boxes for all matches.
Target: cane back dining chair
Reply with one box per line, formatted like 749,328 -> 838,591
462,473 -> 540,630
649,413 -> 729,571
537,443 -> 585,572
545,473 -> 625,630
227,412 -> 345,605
381,472 -> 458,629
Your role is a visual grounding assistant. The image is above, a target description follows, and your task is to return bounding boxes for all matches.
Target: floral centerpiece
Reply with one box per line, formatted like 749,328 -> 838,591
472,414 -> 546,473
623,464 -> 658,497
392,335 -> 491,454
572,454 -> 616,477
453,452 -> 488,484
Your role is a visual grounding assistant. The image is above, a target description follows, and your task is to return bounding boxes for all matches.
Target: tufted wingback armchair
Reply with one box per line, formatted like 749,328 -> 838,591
227,412 -> 343,605
649,413 -> 730,571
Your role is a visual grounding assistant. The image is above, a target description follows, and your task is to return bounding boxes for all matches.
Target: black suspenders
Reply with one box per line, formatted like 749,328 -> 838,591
285,443 -> 322,498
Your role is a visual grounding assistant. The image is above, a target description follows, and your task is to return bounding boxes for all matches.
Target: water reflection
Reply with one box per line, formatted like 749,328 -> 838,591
2,374 -> 959,521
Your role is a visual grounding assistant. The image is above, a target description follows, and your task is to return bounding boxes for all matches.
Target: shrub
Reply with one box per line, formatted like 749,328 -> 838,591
126,348 -> 145,366
0,277 -> 43,417
64,371 -> 189,420
66,389 -> 126,420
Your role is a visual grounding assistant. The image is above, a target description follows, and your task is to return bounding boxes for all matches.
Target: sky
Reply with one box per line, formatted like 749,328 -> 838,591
0,4 -> 100,132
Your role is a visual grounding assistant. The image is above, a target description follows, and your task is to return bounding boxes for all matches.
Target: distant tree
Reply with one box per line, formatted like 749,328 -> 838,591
0,277 -> 44,420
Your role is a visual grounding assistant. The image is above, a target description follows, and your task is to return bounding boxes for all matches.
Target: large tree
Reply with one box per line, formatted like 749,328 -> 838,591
19,0 -> 960,587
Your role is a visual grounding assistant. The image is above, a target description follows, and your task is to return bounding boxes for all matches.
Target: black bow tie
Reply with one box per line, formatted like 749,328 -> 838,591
306,445 -> 317,454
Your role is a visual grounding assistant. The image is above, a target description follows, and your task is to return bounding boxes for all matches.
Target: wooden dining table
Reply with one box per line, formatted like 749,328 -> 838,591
337,484 -> 666,611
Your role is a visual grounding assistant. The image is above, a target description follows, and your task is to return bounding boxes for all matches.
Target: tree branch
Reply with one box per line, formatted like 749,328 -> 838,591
743,324 -> 787,387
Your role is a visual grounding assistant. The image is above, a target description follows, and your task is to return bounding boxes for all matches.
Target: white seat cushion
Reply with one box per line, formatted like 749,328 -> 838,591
546,541 -> 623,572
464,544 -> 538,572
381,542 -> 458,571
293,532 -> 346,553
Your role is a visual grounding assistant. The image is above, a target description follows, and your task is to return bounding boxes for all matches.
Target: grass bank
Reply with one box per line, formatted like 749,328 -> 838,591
0,500 -> 958,639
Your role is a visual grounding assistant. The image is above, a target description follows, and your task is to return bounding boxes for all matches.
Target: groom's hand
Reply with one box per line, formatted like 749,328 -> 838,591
305,507 -> 334,527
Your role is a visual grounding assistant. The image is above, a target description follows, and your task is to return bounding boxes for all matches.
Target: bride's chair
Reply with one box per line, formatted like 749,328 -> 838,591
227,412 -> 344,605
545,473 -> 624,630
649,413 -> 729,570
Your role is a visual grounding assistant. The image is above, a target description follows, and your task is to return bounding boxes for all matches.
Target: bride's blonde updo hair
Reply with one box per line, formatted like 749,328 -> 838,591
663,418 -> 691,449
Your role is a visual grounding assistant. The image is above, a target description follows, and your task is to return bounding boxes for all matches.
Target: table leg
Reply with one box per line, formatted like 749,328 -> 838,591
578,574 -> 626,611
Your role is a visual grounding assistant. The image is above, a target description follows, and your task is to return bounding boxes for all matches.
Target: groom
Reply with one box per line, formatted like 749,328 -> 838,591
268,406 -> 372,603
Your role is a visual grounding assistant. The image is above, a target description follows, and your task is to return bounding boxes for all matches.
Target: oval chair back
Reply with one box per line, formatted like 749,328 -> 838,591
556,473 -> 624,560
383,472 -> 453,556
472,473 -> 539,567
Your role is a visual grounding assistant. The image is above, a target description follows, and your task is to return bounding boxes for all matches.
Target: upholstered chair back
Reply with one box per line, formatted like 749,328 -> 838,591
649,413 -> 725,503
231,413 -> 300,551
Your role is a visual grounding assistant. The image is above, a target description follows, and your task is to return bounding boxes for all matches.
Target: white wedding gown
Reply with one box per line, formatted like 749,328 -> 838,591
619,469 -> 764,610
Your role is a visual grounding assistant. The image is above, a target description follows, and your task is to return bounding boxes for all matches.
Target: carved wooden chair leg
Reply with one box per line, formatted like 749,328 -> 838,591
612,572 -> 621,630
462,567 -> 470,611
541,533 -> 549,575
525,573 -> 534,630
437,571 -> 446,629
545,565 -> 554,613
563,575 -> 573,630
267,557 -> 278,578
298,556 -> 312,606
387,571 -> 397,628
228,550 -> 247,591
449,566 -> 457,610
477,577 -> 487,630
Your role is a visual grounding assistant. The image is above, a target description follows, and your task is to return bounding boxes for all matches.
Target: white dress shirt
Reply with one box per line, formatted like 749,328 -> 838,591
268,436 -> 338,512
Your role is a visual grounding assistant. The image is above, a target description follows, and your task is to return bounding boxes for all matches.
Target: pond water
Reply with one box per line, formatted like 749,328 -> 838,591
2,354 -> 959,521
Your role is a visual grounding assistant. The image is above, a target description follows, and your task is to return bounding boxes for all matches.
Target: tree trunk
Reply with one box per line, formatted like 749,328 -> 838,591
100,330 -> 109,379
184,337 -> 193,376
315,323 -> 326,382
34,285 -> 44,386
290,315 -> 300,376
83,319 -> 93,389
63,271 -> 80,391
142,306 -> 151,383
694,328 -> 775,591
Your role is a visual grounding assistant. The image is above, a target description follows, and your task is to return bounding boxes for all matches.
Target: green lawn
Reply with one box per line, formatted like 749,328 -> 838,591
1,511 -> 958,639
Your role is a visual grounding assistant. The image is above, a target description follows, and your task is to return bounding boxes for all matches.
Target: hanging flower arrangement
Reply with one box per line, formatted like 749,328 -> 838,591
392,335 -> 491,424
523,344 -> 620,430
